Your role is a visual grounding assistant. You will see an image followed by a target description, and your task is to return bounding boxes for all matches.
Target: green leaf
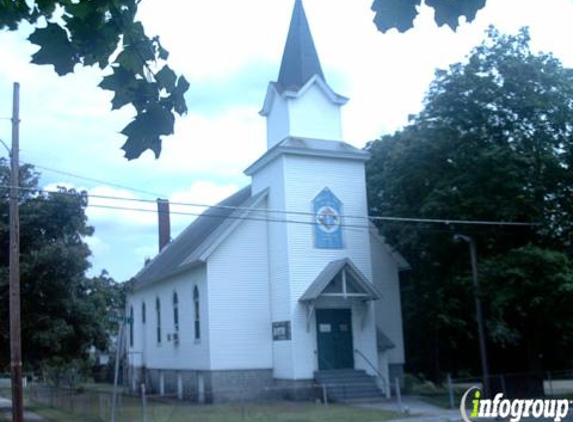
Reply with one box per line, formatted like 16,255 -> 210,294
120,104 -> 174,160
426,0 -> 486,30
115,46 -> 144,75
153,36 -> 169,60
0,1 -> 32,30
65,2 -> 92,20
172,76 -> 190,115
372,0 -> 487,33
28,23 -> 79,75
371,0 -> 421,33
155,65 -> 177,92
99,67 -> 137,110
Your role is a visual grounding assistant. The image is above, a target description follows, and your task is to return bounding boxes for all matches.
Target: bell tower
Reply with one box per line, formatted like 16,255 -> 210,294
260,0 -> 348,149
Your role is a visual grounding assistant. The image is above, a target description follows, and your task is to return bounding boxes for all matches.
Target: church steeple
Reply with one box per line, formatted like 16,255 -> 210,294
277,0 -> 325,90
260,0 -> 348,150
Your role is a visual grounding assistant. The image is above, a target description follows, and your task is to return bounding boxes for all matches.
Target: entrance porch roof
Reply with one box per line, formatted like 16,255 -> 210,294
299,258 -> 382,302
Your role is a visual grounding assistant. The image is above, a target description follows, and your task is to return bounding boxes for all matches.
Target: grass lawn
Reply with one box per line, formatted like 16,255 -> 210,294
28,399 -> 401,422
1,384 -> 402,422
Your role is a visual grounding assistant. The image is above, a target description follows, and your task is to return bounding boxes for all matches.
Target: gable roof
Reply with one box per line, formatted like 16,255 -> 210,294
132,185 -> 264,289
277,0 -> 324,91
299,258 -> 382,302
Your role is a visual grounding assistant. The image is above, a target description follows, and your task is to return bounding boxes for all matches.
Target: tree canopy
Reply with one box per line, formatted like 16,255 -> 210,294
1,0 -> 189,160
0,160 -> 123,370
366,27 -> 573,378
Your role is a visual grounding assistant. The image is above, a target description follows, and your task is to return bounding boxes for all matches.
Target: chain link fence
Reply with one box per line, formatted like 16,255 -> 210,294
20,381 -> 396,422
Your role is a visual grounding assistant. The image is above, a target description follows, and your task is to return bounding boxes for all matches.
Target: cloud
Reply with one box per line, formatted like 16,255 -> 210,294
2,0 -> 573,280
38,178 -> 240,280
168,181 -> 239,232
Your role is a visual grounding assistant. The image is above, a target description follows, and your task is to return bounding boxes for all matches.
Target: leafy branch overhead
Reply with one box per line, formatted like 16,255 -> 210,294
371,0 -> 487,33
2,0 -> 189,160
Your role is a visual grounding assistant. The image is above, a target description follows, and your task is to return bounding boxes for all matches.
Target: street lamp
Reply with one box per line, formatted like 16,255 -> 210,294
454,234 -> 491,397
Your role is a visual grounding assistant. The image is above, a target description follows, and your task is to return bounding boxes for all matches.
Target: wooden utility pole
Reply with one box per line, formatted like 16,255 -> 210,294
454,234 -> 490,397
9,81 -> 23,422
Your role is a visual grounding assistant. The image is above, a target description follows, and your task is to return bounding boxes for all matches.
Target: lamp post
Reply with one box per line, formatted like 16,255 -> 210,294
454,234 -> 490,397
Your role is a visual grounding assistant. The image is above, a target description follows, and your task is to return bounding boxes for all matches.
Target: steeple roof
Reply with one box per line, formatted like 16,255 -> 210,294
277,0 -> 325,91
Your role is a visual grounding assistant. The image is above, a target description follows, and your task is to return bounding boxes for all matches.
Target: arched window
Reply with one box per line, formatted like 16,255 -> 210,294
142,302 -> 146,324
155,297 -> 161,344
173,292 -> 179,333
129,306 -> 134,348
193,286 -> 200,340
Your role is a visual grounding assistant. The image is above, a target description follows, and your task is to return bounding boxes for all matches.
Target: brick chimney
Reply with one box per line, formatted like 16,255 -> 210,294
157,199 -> 171,252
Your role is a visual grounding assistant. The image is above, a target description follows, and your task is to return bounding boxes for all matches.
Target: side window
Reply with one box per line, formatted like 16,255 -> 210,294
173,292 -> 179,333
142,302 -> 146,324
155,297 -> 161,344
129,306 -> 134,348
193,286 -> 200,340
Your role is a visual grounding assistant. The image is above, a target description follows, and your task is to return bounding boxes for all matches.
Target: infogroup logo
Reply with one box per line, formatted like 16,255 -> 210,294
460,387 -> 571,422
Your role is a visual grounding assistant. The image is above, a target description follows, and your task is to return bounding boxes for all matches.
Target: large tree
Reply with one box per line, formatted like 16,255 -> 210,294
366,27 -> 573,378
0,159 -> 122,370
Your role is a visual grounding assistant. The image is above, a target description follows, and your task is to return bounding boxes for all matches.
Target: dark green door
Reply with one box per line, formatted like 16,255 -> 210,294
316,309 -> 354,370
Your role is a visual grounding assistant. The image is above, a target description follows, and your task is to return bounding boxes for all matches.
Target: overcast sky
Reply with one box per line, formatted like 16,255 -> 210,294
0,0 -> 572,281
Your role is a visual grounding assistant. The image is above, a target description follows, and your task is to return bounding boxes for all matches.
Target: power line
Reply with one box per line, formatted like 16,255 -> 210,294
0,183 -> 539,228
0,181 -> 539,227
19,159 -> 541,227
87,204 -> 375,231
0,184 -> 374,231
27,163 -> 162,198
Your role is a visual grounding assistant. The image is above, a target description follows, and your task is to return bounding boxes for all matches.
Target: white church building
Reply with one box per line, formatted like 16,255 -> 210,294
126,0 -> 408,402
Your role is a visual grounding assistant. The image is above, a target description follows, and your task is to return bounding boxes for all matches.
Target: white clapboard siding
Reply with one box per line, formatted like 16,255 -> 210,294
127,266 -> 211,370
284,154 -> 377,378
252,156 -> 296,379
206,201 -> 273,370
371,232 -> 405,365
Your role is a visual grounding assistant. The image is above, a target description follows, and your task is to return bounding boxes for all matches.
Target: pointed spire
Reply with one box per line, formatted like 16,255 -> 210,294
277,0 -> 325,90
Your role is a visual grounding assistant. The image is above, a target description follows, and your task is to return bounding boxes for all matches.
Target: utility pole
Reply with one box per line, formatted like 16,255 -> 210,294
454,234 -> 490,397
9,82 -> 23,422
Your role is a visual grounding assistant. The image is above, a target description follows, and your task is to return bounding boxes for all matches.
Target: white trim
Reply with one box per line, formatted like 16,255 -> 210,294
189,190 -> 269,262
259,83 -> 278,116
259,76 -> 348,116
245,142 -> 369,176
284,75 -> 349,105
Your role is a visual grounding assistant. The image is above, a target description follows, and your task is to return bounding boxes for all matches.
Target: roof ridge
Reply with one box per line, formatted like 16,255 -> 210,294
132,185 -> 252,286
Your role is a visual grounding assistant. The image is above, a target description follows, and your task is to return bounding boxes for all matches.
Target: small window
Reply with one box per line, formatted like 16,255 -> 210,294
156,297 -> 161,344
142,302 -> 146,324
129,306 -> 134,348
193,286 -> 200,340
173,292 -> 179,333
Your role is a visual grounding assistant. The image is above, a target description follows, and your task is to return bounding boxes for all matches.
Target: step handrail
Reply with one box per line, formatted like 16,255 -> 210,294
353,349 -> 389,397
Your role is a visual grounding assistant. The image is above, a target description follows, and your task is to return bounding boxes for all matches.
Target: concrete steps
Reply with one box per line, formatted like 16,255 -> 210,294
314,369 -> 383,401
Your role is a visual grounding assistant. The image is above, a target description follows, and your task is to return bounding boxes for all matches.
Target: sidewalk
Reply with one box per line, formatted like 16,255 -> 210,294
356,396 -> 462,422
0,396 -> 49,422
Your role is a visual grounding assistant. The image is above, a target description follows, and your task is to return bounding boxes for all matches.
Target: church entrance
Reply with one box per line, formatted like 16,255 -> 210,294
316,309 -> 354,370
